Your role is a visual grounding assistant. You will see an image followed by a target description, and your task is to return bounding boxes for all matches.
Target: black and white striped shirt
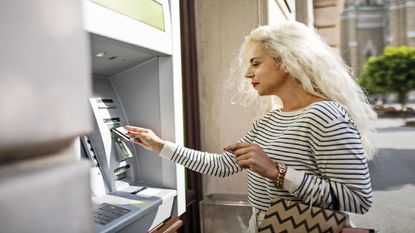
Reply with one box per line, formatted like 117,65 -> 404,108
160,100 -> 372,214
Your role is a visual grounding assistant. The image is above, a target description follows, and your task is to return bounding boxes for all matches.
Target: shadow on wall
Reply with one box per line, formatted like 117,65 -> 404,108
369,148 -> 415,191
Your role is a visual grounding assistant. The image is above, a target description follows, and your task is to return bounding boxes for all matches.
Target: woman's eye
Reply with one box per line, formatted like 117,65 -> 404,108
252,63 -> 259,67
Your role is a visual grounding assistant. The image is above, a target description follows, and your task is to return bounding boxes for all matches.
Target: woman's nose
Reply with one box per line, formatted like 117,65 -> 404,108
244,70 -> 253,79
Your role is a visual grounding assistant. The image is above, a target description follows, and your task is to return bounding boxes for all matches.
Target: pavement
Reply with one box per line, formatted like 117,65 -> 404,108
349,117 -> 415,233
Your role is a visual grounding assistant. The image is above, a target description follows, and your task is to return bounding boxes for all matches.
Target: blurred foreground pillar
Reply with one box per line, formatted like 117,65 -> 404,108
0,0 -> 93,232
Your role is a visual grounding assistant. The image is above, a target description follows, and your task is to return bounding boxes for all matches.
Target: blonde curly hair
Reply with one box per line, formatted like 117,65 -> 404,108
226,21 -> 377,159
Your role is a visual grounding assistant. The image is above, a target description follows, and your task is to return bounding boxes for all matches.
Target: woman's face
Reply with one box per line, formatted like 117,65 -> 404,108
244,43 -> 289,96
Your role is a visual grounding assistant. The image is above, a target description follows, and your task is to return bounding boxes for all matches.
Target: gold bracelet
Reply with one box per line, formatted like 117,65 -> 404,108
275,163 -> 287,189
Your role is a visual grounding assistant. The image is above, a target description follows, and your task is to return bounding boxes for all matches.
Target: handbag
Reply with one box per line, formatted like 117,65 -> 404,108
258,184 -> 347,233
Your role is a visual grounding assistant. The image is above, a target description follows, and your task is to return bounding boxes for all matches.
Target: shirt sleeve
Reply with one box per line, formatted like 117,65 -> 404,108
159,141 -> 242,177
287,118 -> 373,214
157,120 -> 260,177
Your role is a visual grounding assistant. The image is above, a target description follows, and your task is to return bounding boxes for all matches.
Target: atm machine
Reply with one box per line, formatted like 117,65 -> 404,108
81,1 -> 186,232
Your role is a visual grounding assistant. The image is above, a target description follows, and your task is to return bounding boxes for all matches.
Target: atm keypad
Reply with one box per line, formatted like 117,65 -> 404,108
93,203 -> 130,225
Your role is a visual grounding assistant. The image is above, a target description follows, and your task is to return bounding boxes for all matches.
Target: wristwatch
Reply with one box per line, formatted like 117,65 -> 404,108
275,163 -> 287,189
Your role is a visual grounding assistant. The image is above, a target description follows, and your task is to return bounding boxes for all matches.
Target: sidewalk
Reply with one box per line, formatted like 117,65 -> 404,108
350,118 -> 415,232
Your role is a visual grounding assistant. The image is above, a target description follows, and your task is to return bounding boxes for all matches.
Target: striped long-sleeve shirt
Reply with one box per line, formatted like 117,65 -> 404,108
159,100 -> 373,214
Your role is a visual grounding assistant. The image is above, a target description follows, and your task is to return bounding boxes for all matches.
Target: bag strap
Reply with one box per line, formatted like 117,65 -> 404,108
329,183 -> 340,211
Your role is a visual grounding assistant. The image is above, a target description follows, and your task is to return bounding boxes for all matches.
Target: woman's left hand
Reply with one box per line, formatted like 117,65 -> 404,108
224,142 -> 277,179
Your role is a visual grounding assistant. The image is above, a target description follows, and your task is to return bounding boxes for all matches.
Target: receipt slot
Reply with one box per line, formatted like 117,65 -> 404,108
80,1 -> 186,232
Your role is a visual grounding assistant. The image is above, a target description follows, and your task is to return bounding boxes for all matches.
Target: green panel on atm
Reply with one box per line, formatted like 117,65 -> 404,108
91,0 -> 165,31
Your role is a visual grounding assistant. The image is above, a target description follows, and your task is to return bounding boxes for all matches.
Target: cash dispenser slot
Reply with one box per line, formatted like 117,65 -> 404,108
100,99 -> 114,103
114,139 -> 133,162
100,116 -> 134,162
103,117 -> 120,123
97,99 -> 117,109
113,165 -> 130,180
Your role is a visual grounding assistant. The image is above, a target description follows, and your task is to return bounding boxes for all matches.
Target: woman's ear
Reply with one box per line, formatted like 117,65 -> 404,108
276,62 -> 289,73
282,65 -> 289,73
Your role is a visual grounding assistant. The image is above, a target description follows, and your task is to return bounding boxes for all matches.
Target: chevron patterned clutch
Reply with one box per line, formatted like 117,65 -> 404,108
258,198 -> 347,233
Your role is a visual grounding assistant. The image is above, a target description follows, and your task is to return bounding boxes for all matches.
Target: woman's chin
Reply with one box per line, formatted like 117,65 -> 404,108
254,87 -> 270,96
256,90 -> 266,96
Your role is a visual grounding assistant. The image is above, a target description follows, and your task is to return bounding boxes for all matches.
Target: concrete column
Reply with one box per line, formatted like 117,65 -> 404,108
195,0 -> 262,196
194,0 -> 293,196
296,0 -> 314,26
341,6 -> 359,70
341,1 -> 359,69
349,30 -> 359,74
340,19 -> 350,63
388,0 -> 401,46
314,0 -> 343,48
406,0 -> 415,46
400,2 -> 408,45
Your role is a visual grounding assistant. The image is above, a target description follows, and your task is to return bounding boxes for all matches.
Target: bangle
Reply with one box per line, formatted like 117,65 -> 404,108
274,163 -> 287,189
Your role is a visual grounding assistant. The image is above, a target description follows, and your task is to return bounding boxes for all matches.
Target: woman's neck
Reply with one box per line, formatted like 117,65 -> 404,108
278,83 -> 325,112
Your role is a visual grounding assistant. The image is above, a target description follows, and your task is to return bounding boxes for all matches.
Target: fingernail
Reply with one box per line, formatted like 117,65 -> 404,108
127,131 -> 131,135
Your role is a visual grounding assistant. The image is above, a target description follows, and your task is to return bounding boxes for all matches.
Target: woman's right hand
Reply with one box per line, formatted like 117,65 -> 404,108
125,125 -> 165,153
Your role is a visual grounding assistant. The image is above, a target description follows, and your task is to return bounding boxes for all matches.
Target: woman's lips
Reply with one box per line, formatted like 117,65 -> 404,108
252,82 -> 259,87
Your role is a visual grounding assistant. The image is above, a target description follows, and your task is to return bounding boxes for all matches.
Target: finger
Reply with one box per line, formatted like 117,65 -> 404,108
233,146 -> 253,158
132,137 -> 144,145
133,138 -> 150,148
223,149 -> 234,155
237,160 -> 252,170
234,153 -> 251,162
134,138 -> 144,144
126,125 -> 147,133
225,142 -> 252,152
223,147 -> 234,153
131,138 -> 144,146
127,130 -> 145,137
128,131 -> 147,138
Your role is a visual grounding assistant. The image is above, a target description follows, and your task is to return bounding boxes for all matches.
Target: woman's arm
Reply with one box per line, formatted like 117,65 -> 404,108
160,141 -> 243,177
126,125 -> 251,177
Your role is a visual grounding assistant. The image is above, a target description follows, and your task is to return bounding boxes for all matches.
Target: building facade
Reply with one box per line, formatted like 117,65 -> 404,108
341,0 -> 415,75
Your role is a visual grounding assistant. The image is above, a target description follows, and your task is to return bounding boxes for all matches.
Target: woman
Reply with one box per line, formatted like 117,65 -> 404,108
127,21 -> 375,232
